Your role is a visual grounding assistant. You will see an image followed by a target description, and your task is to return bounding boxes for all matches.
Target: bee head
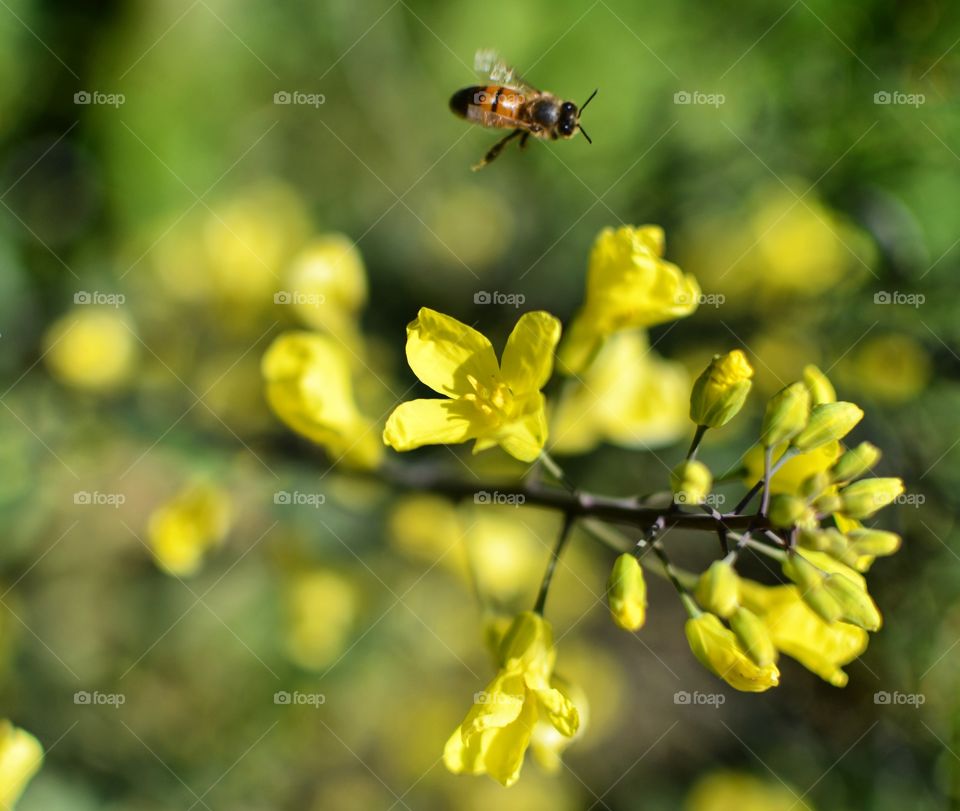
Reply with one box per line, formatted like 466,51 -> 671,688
557,101 -> 578,138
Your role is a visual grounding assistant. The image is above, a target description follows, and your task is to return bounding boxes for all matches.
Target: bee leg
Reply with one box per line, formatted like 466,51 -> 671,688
472,129 -> 523,171
519,131 -> 531,149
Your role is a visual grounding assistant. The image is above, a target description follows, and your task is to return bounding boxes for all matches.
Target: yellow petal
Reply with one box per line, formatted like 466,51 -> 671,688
500,311 -> 562,394
405,308 -> 499,398
383,399 -> 479,451
532,684 -> 579,738
492,393 -> 549,462
443,698 -> 538,787
685,613 -> 780,692
462,671 -> 526,738
0,721 -> 43,808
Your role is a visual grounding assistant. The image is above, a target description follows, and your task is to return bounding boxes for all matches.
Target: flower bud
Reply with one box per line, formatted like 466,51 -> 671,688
670,460 -> 713,506
782,554 -> 842,622
803,364 -> 836,405
798,527 -> 847,558
792,402 -> 864,452
760,382 -> 811,448
768,494 -> 809,528
689,350 -> 754,428
812,492 -> 843,515
846,528 -> 901,558
695,560 -> 740,618
800,472 -> 831,500
606,554 -> 647,631
823,574 -> 882,631
831,442 -> 881,483
729,606 -> 777,667
684,612 -> 780,691
839,478 -> 904,519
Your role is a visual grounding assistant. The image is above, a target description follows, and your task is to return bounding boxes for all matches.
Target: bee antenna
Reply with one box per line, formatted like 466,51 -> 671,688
579,88 -> 598,113
579,125 -> 593,145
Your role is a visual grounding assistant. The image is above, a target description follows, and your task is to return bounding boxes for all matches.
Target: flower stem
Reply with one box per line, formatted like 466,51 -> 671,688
686,424 -> 708,460
534,513 -> 576,615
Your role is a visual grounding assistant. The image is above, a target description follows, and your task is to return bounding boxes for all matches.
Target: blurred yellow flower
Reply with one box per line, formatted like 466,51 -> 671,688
444,611 -> 579,786
0,721 -> 43,808
529,673 -> 587,773
685,770 -> 813,811
384,309 -> 561,463
262,331 -> 383,469
840,332 -> 932,404
560,225 -> 700,374
551,331 -> 690,454
43,308 -> 138,392
147,482 -> 231,576
739,579 -> 868,687
743,441 -> 842,495
283,569 -> 356,671
285,234 -> 367,338
684,612 -> 780,692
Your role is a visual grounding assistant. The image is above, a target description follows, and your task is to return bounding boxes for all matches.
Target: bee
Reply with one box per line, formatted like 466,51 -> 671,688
449,49 -> 597,170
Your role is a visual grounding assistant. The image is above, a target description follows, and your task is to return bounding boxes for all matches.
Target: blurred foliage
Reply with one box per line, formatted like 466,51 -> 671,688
1,0 -> 959,807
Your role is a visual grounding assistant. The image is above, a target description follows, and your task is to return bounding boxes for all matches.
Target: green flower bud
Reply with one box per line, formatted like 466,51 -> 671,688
782,553 -> 842,622
689,350 -> 754,429
800,472 -> 831,500
846,528 -> 901,558
798,527 -> 847,558
607,553 -> 647,631
729,606 -> 777,667
823,573 -> 882,631
695,560 -> 740,618
670,460 -> 713,506
760,382 -> 811,448
831,442 -> 881,483
802,364 -> 836,406
792,402 -> 864,452
839,478 -> 904,519
768,494 -> 809,528
812,493 -> 843,515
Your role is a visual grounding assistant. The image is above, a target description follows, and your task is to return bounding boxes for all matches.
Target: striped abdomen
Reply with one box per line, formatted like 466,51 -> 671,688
449,85 -> 527,127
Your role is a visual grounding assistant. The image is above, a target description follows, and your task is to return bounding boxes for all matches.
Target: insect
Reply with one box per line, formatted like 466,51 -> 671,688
449,49 -> 597,170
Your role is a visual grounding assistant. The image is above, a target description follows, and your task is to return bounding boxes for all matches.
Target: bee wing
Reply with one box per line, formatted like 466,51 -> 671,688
474,49 -> 539,94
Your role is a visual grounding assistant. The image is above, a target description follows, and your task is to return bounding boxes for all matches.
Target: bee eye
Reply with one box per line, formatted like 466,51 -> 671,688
561,101 -> 575,113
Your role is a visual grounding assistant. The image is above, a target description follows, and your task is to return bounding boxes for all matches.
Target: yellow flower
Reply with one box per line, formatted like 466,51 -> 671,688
384,309 -> 561,463
689,350 -> 754,429
840,333 -> 931,403
43,309 -> 138,392
550,331 -> 689,454
263,331 -> 382,469
559,226 -> 700,374
671,460 -> 714,506
443,611 -> 579,786
684,612 -> 780,692
739,579 -> 868,687
0,721 -> 43,808
695,561 -> 739,618
529,673 -> 588,774
743,441 -> 842,495
147,482 -> 231,576
283,569 -> 356,671
285,234 -> 367,338
607,553 -> 647,631
685,769 -> 813,811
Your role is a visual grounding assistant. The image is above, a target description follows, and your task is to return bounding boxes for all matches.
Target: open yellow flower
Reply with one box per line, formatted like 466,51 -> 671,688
443,611 -> 579,786
551,331 -> 690,454
685,612 -> 780,691
739,580 -> 868,687
560,225 -> 700,374
384,309 -> 561,463
0,720 -> 43,809
263,331 -> 383,468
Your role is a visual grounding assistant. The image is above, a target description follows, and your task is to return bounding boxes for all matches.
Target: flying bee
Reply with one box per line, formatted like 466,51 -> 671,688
449,49 -> 597,170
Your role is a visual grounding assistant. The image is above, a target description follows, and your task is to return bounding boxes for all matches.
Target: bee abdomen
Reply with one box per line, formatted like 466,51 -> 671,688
449,85 -> 523,120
